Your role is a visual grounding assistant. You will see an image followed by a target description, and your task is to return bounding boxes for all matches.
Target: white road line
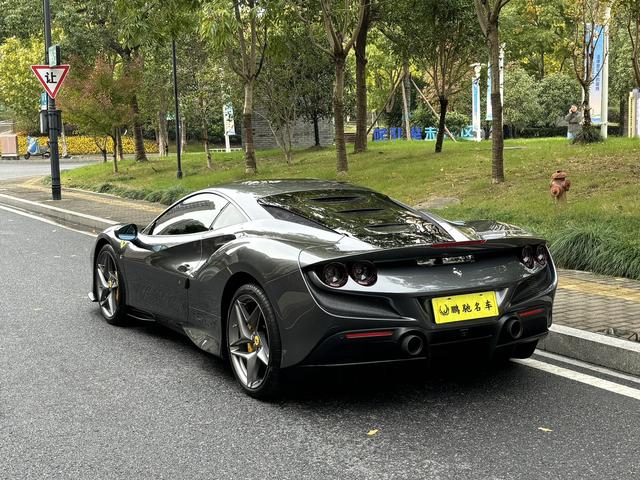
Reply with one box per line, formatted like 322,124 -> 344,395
513,358 -> 640,401
0,204 -> 96,237
534,350 -> 640,386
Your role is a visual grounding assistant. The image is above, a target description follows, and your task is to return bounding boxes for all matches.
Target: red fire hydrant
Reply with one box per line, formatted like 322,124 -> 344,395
550,170 -> 571,202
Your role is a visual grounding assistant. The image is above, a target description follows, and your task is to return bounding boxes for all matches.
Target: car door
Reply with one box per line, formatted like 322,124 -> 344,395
123,193 -> 229,324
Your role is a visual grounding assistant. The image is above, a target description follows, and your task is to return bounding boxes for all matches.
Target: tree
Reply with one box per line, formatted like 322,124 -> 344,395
296,50 -> 334,148
474,0 -> 512,183
61,56 -> 137,172
502,66 -> 541,134
353,1 -> 373,153
394,0 -> 481,152
304,0 -> 367,173
537,72 -> 582,126
621,0 -> 640,87
202,0 -> 273,174
565,0 -> 612,134
0,37 -> 43,131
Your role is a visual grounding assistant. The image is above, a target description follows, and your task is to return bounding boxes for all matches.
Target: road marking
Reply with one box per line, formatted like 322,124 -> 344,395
534,350 -> 640,386
558,278 -> 640,303
0,204 -> 96,237
513,358 -> 640,401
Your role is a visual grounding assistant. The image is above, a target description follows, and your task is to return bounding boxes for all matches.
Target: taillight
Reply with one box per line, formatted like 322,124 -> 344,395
350,261 -> 378,286
520,246 -> 535,269
535,245 -> 548,267
322,262 -> 348,287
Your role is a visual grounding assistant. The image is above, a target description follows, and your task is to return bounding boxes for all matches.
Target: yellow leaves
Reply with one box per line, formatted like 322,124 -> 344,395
538,427 -> 553,432
17,135 -> 158,156
367,429 -> 379,436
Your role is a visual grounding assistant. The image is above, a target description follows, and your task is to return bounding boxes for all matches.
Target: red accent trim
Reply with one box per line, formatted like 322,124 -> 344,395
345,330 -> 394,340
518,308 -> 545,318
430,240 -> 487,248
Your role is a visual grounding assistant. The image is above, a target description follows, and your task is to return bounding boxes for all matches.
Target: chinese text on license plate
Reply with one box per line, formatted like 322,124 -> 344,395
431,291 -> 499,324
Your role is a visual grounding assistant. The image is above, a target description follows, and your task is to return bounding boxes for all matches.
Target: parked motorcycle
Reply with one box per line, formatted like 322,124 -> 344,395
24,136 -> 50,159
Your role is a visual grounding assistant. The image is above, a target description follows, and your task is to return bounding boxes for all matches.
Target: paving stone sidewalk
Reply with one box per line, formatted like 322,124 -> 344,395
1,177 -> 639,342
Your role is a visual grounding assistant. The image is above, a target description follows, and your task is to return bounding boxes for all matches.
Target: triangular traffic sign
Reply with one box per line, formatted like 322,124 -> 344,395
31,65 -> 70,99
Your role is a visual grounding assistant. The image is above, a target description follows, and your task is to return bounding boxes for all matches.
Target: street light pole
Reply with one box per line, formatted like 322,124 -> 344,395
43,0 -> 61,200
172,38 -> 183,180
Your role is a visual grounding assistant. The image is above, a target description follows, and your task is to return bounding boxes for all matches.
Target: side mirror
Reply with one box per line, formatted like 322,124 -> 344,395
115,223 -> 138,242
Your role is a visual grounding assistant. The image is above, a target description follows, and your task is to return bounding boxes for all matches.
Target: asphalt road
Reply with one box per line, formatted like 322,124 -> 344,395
0,158 -> 97,181
1,207 -> 640,480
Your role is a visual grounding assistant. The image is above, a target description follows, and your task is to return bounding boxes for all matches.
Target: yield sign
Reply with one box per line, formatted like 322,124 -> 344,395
31,65 -> 70,99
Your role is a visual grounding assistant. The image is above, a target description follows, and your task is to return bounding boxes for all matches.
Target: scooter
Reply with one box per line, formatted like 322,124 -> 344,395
24,136 -> 50,159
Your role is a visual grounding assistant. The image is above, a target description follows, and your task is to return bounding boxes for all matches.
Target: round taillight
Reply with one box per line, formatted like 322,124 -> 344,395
322,262 -> 348,288
520,246 -> 535,269
535,245 -> 548,267
350,261 -> 377,286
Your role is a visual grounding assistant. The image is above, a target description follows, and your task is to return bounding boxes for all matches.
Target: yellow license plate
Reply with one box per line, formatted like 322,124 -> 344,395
432,291 -> 499,324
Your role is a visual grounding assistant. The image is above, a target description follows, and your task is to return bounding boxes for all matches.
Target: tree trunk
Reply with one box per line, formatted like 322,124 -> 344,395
333,55 -> 348,173
313,114 -> 320,147
158,108 -> 168,157
201,96 -> 212,169
112,135 -> 117,163
353,2 -> 371,154
435,95 -> 448,153
113,128 -> 120,174
131,94 -> 147,162
117,128 -> 124,161
488,25 -> 504,184
243,79 -> 257,174
401,59 -> 412,140
582,86 -> 592,128
180,117 -> 187,155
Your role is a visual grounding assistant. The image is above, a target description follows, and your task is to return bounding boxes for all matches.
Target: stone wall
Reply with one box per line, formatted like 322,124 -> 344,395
246,113 -> 334,150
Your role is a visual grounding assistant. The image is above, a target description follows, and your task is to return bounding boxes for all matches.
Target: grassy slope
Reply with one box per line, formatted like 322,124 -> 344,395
62,138 -> 640,279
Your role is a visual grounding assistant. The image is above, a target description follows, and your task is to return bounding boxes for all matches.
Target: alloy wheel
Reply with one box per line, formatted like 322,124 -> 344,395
96,250 -> 120,318
228,294 -> 271,390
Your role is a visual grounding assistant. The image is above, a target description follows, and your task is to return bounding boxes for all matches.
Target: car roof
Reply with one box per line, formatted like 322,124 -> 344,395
210,179 -> 370,198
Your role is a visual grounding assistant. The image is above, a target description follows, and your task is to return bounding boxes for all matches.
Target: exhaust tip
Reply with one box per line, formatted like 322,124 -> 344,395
505,318 -> 524,339
401,334 -> 424,356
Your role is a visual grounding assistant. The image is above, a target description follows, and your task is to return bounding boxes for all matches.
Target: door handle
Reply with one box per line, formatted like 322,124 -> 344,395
177,263 -> 191,273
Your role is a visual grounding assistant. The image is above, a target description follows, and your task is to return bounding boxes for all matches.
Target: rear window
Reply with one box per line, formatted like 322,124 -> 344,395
258,189 -> 453,248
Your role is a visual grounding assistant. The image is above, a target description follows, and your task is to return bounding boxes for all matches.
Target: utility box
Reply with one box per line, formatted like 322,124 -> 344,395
0,133 -> 19,159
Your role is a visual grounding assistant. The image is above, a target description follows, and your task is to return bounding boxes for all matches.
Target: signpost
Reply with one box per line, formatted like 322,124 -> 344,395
31,65 -> 70,99
471,64 -> 482,142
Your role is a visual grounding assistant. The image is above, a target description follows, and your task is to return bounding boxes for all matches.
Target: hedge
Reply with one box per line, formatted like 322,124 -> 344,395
17,135 -> 158,156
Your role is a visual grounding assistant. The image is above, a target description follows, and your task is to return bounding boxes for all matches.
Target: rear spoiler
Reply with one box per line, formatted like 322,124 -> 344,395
298,236 -> 546,268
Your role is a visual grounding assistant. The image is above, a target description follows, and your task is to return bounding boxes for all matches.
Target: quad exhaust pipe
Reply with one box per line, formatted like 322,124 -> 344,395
401,334 -> 424,356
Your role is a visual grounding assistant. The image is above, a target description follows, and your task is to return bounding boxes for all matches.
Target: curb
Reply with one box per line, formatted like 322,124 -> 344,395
539,324 -> 640,377
0,193 -> 117,231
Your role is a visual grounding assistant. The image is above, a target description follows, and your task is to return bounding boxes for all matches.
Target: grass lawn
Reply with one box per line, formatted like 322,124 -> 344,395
61,137 -> 640,279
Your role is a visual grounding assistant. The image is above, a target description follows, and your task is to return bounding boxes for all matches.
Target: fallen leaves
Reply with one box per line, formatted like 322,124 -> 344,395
538,427 -> 553,432
367,429 -> 379,436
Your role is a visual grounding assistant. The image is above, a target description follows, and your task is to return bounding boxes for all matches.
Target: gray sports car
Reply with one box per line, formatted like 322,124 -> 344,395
90,180 -> 557,398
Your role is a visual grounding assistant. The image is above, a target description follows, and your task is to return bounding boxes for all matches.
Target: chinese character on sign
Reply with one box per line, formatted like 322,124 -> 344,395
462,303 -> 472,313
451,305 -> 460,315
475,302 -> 481,311
485,300 -> 493,310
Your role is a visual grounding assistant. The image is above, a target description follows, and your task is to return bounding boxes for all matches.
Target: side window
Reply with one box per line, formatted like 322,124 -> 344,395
152,194 -> 228,235
212,204 -> 246,230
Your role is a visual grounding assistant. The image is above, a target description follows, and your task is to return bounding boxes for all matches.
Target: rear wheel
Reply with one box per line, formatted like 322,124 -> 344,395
94,244 -> 128,326
226,284 -> 282,399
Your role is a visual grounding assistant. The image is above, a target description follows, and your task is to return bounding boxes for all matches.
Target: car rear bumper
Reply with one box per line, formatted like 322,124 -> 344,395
296,309 -> 550,367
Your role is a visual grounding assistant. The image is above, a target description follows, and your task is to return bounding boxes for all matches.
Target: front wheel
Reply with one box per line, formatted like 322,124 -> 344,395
227,284 -> 283,399
24,152 -> 30,160
94,244 -> 128,326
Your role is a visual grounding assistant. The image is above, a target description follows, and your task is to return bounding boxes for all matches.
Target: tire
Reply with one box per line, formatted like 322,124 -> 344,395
511,340 -> 538,359
94,244 -> 128,326
24,152 -> 30,160
226,283 -> 283,400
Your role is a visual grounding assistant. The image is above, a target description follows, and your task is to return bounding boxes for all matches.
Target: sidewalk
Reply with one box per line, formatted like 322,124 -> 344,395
1,176 -> 639,373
